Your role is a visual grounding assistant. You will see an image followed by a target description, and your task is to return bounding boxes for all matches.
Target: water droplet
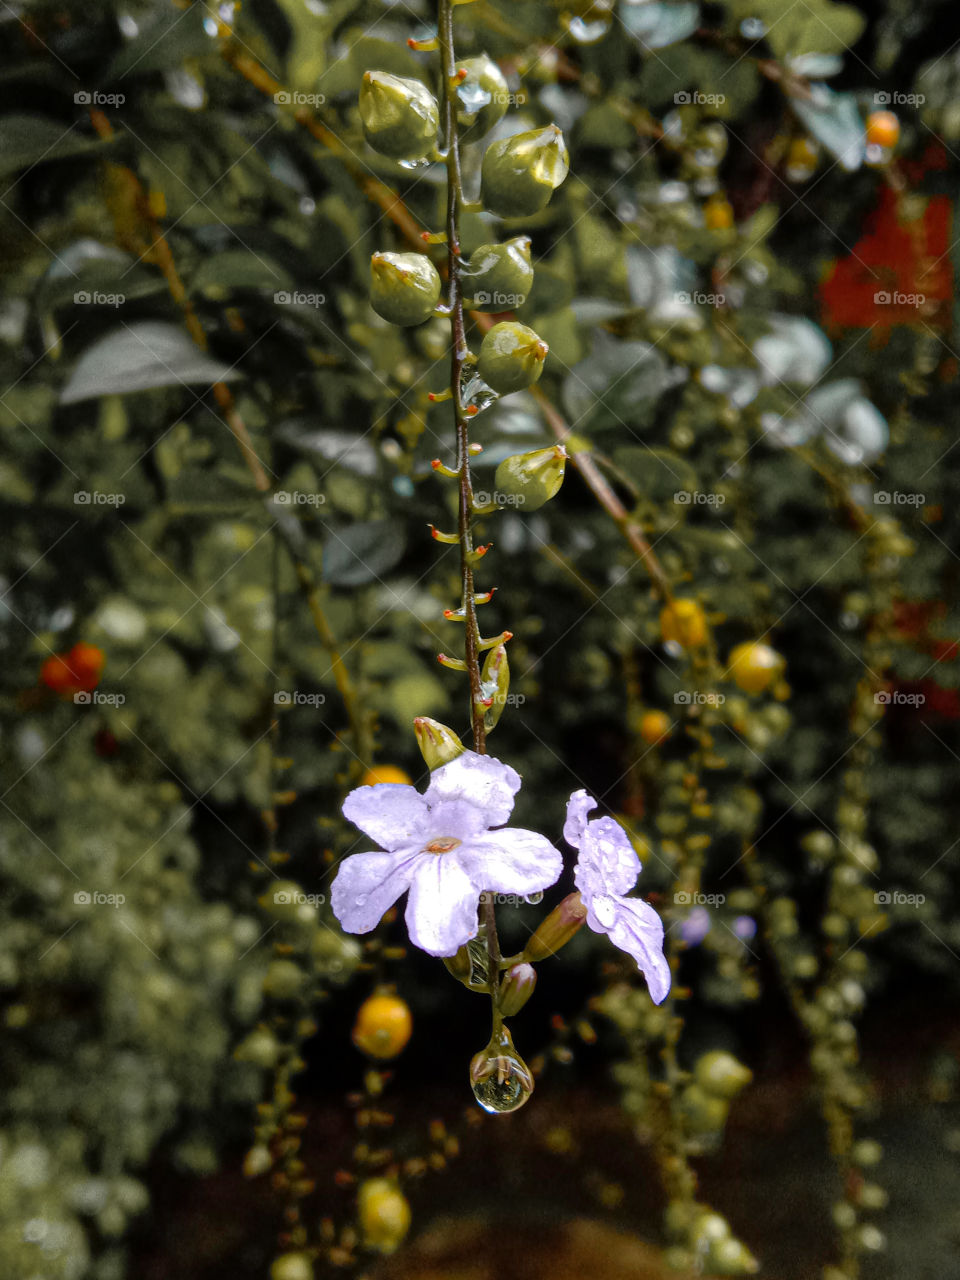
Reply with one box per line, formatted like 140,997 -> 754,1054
203,16 -> 219,36
740,17 -> 766,39
355,894 -> 367,907
469,1029 -> 534,1114
525,890 -> 544,905
567,14 -> 612,43
398,157 -> 431,171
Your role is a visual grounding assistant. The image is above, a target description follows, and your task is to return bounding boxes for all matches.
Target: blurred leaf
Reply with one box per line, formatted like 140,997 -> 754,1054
789,82 -> 865,171
562,330 -> 668,430
106,6 -> 211,80
728,0 -> 865,60
322,519 -> 406,586
0,115 -> 109,176
620,0 -> 700,48
60,322 -> 241,404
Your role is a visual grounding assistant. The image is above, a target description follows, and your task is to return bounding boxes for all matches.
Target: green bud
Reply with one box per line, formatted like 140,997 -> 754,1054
414,716 -> 465,768
477,321 -> 549,394
263,959 -> 305,1000
270,1253 -> 314,1280
455,54 -> 509,139
523,891 -> 587,961
481,124 -> 569,217
680,1082 -> 729,1133
481,643 -> 509,732
359,71 -> 439,160
258,880 -> 316,927
235,1027 -> 282,1069
494,445 -> 566,512
708,1236 -> 759,1275
370,252 -> 442,326
499,962 -> 537,1016
693,1050 -> 753,1100
463,237 -> 534,311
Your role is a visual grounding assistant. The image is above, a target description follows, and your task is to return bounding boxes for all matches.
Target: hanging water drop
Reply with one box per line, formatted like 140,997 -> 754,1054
469,1027 -> 534,1114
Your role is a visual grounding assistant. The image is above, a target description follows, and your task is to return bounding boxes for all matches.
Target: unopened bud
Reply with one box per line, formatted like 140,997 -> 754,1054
359,71 -> 439,160
494,445 -> 566,512
522,891 -> 587,961
481,124 -> 569,217
499,962 -> 537,1015
270,1253 -> 314,1280
455,54 -> 509,139
370,252 -> 441,327
463,236 -> 534,312
478,321 -> 549,395
708,1236 -> 759,1275
414,716 -> 465,768
693,1050 -> 753,1100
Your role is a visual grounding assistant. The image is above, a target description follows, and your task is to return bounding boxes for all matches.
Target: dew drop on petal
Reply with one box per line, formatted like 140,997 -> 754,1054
525,890 -> 544,905
355,894 -> 367,907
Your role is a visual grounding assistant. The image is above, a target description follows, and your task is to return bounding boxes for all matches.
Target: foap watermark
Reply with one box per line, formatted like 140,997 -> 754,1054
274,90 -> 326,107
874,90 -> 925,106
272,490 -> 326,507
674,91 -> 726,106
675,891 -> 726,906
675,290 -> 725,307
473,291 -> 527,308
874,290 -> 925,308
674,690 -> 725,706
874,690 -> 925,707
479,891 -> 544,906
74,889 -> 126,907
274,889 -> 326,906
274,690 -> 326,708
75,90 -> 125,107
274,291 -> 326,307
492,91 -> 528,106
74,290 -> 125,308
74,691 -> 125,706
474,490 -> 527,507
874,490 -> 925,507
674,490 -> 725,507
874,890 -> 925,906
75,490 -> 125,506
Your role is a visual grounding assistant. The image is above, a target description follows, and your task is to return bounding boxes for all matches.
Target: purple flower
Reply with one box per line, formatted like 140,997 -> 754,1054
333,752 -> 563,957
564,790 -> 671,1004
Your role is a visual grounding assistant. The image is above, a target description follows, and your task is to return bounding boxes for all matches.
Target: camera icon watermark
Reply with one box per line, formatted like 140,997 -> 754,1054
74,290 -> 125,308
873,290 -> 925,307
73,690 -> 125,706
473,490 -> 527,508
74,490 -> 126,506
74,889 -> 126,907
274,91 -> 326,107
274,690 -> 326,708
74,90 -> 125,107
674,90 -> 726,106
473,290 -> 526,308
274,291 -> 326,307
274,889 -> 326,906
874,890 -> 924,906
674,490 -> 725,506
674,690 -> 725,706
272,490 -> 326,506
675,891 -> 726,906
873,490 -> 925,506
873,90 -> 924,106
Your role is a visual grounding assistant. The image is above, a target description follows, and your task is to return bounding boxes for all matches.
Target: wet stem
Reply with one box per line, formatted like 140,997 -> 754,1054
437,0 -> 502,1015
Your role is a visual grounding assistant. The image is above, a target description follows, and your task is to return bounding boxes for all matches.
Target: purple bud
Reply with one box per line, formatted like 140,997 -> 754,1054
680,905 -> 711,946
733,914 -> 757,941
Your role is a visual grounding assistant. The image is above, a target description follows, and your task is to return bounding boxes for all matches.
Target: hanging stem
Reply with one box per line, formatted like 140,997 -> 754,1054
437,0 -> 502,1008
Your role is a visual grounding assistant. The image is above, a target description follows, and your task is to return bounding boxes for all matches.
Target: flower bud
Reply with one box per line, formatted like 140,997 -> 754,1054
679,1082 -> 729,1133
477,321 -> 549,394
708,1236 -> 759,1275
414,716 -> 465,769
693,1050 -> 753,1100
270,1253 -> 314,1280
263,959 -> 305,1000
359,71 -> 439,160
481,125 -> 569,217
469,1027 -> 535,1113
455,54 -> 508,139
358,1178 -> 411,1254
494,445 -> 566,512
659,597 -> 708,649
462,236 -> 534,311
724,641 -> 785,694
522,891 -> 587,961
370,251 -> 442,326
259,880 -> 316,926
498,962 -> 537,1016
234,1027 -> 282,1069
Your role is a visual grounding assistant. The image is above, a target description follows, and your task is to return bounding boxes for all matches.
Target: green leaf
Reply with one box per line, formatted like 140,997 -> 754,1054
0,115 -> 109,177
613,445 -> 699,502
192,251 -> 295,299
788,82 -> 865,170
727,0 -> 865,60
322,520 -> 406,586
562,331 -> 667,431
481,643 -> 510,733
621,1 -> 701,48
106,6 -> 211,81
60,322 -> 241,404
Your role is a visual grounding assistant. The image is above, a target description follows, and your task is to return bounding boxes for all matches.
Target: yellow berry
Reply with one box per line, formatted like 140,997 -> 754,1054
865,110 -> 899,150
725,642 -> 785,695
270,1253 -> 313,1280
352,993 -> 413,1060
703,196 -> 734,230
660,598 -> 708,649
788,136 -> 818,169
639,710 -> 672,745
360,765 -> 412,787
358,1178 -> 411,1254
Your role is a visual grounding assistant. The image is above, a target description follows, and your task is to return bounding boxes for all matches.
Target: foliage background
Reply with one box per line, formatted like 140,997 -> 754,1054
2,0 -> 960,1277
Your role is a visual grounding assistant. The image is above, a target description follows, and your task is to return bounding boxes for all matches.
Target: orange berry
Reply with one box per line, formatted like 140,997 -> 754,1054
725,641 -> 785,695
865,110 -> 899,150
660,599 -> 708,649
360,765 -> 412,787
352,993 -> 412,1060
639,710 -> 672,745
703,196 -> 734,231
40,643 -> 105,696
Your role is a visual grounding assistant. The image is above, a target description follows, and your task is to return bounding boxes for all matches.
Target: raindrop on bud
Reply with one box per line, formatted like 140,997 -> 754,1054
469,1027 -> 535,1113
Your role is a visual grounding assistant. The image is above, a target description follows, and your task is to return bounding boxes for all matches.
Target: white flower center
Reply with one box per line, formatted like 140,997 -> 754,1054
423,836 -> 461,855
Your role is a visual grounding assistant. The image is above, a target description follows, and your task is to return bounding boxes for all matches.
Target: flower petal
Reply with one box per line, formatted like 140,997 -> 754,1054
603,895 -> 671,1005
331,849 -> 421,935
405,855 -> 480,956
579,815 -> 640,896
343,783 -> 429,851
461,828 -> 564,896
425,751 -> 521,829
563,789 -> 597,849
